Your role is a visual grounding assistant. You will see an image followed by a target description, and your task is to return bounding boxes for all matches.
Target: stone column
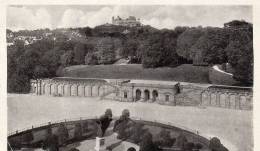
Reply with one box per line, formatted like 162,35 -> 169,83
62,85 -> 64,96
216,92 -> 220,107
141,89 -> 145,102
246,96 -> 253,110
235,94 -> 240,109
209,92 -> 212,106
54,84 -> 58,95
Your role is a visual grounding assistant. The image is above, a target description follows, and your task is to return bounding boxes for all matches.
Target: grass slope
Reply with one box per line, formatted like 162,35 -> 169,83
63,64 -> 210,84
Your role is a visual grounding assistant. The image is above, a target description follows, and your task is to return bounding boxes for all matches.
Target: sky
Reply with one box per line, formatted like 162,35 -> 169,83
6,5 -> 252,31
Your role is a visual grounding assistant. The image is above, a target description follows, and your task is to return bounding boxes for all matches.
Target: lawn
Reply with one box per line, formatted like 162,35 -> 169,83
62,64 -> 210,84
8,94 -> 252,151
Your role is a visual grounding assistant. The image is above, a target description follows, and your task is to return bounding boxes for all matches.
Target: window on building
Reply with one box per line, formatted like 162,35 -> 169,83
124,92 -> 128,98
165,95 -> 169,102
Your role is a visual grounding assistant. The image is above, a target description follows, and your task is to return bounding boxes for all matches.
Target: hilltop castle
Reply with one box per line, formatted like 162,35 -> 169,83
112,16 -> 141,27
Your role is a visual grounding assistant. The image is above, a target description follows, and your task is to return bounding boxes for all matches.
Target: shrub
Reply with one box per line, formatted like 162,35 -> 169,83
195,143 -> 203,149
184,142 -> 195,151
155,129 -> 175,147
57,124 -> 69,145
209,137 -> 228,151
129,123 -> 146,143
175,133 -> 188,149
139,132 -> 161,151
74,123 -> 82,140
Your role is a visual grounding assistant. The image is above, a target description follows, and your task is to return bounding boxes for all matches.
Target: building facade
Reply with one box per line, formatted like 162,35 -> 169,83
30,77 -> 253,110
112,16 -> 141,27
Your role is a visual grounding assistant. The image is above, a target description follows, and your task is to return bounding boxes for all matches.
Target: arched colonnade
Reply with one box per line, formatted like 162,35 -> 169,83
201,90 -> 252,110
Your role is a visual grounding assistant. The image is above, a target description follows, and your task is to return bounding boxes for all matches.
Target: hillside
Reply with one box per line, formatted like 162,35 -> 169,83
62,64 -> 210,84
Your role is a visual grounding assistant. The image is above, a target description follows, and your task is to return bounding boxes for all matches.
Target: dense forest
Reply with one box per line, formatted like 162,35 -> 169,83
7,20 -> 253,93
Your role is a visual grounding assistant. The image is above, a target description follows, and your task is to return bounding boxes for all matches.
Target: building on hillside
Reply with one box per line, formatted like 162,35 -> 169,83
112,16 -> 141,27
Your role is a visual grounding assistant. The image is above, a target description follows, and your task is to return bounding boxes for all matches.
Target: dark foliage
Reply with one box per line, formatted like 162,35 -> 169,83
155,129 -> 175,147
139,132 -> 160,151
7,20 -> 253,93
209,137 -> 229,151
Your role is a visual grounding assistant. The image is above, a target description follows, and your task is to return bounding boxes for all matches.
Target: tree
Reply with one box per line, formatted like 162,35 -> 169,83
209,137 -> 228,151
96,38 -> 117,64
139,132 -> 160,151
33,65 -> 49,78
57,124 -> 69,145
176,27 -> 204,60
60,51 -> 74,67
176,133 -> 188,149
129,123 -> 146,143
225,22 -> 253,85
155,129 -> 175,147
73,43 -> 93,65
142,31 -> 179,68
122,39 -> 138,58
73,43 -> 86,64
190,28 -> 228,65
40,49 -> 62,77
85,52 -> 98,65
74,123 -> 82,140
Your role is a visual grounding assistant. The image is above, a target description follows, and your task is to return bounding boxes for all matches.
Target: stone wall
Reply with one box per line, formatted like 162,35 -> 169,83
30,78 -> 253,110
175,84 -> 206,106
201,86 -> 253,110
8,118 -> 100,150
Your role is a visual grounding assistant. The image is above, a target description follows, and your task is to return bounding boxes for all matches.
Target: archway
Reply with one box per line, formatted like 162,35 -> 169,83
152,90 -> 158,102
144,90 -> 150,101
202,92 -> 209,106
136,89 -> 141,101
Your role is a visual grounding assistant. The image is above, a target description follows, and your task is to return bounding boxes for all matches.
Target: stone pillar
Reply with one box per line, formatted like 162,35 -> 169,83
54,84 -> 58,95
41,84 -> 45,95
235,94 -> 240,109
216,92 -> 220,107
246,96 -> 253,110
62,85 -> 64,96
209,92 -> 212,106
37,80 -> 42,95
239,95 -> 242,110
36,80 -> 39,95
141,89 -> 145,101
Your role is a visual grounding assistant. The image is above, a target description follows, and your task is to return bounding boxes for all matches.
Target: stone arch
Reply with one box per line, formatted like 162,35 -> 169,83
230,94 -> 236,109
71,84 -> 78,96
144,89 -> 150,101
225,94 -> 231,108
164,92 -> 171,102
92,85 -> 99,97
220,93 -> 226,108
78,85 -> 85,97
50,84 -> 54,95
57,84 -> 64,96
127,147 -> 136,151
98,85 -> 105,96
210,93 -> 217,106
45,84 -> 51,95
51,84 -> 58,95
64,84 -> 71,96
152,90 -> 158,102
201,91 -> 209,106
41,83 -> 46,95
240,95 -> 247,110
85,85 -> 91,97
135,89 -> 141,101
